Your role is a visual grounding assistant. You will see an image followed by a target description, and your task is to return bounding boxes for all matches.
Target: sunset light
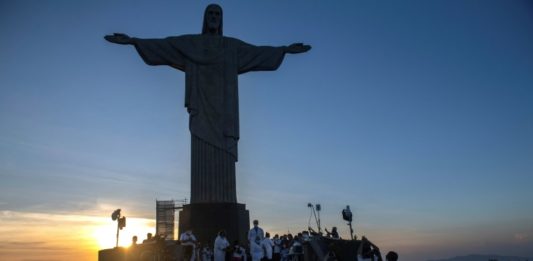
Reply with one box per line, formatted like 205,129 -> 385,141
92,216 -> 156,249
0,210 -> 155,260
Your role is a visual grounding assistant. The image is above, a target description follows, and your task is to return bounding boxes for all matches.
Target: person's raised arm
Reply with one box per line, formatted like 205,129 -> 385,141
104,33 -> 136,45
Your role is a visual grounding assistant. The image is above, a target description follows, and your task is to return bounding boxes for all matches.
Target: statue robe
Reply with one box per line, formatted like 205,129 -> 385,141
132,34 -> 286,203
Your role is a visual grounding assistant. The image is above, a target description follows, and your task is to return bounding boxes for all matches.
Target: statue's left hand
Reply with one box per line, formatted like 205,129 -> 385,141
285,43 -> 311,54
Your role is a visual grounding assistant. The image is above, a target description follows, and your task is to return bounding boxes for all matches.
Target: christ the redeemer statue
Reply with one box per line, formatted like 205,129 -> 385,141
105,4 -> 310,204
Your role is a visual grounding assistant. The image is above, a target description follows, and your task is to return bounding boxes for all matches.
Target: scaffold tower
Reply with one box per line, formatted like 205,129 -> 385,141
156,199 -> 186,240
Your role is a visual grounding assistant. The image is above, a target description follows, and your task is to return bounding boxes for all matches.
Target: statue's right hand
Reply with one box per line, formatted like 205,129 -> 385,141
104,33 -> 133,45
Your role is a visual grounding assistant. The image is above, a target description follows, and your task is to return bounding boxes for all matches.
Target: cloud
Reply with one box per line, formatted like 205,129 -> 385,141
0,241 -> 69,251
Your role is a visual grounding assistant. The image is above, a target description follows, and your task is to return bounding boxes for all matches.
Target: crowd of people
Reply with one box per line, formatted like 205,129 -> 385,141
127,219 -> 398,261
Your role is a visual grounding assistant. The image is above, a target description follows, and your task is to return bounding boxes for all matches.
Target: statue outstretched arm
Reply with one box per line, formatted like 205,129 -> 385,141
284,43 -> 311,54
104,33 -> 137,45
104,33 -> 186,69
237,41 -> 311,74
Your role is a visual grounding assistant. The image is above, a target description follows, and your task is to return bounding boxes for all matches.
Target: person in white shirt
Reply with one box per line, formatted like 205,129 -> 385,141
180,229 -> 198,261
214,230 -> 230,261
261,232 -> 274,261
251,236 -> 264,261
248,220 -> 265,245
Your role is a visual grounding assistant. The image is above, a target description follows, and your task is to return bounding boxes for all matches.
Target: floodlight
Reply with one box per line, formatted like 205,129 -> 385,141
111,209 -> 121,221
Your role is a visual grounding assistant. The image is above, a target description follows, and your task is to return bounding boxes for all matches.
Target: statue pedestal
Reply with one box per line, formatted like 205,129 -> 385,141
178,203 -> 249,245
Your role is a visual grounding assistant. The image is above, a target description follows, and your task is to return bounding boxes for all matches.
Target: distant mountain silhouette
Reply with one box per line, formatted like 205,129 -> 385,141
429,254 -> 532,261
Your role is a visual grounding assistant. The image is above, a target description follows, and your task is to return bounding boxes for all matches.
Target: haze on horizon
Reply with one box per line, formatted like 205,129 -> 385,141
1,1 -> 532,261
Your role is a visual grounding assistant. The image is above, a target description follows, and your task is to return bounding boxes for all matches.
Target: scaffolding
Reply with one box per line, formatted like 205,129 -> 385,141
156,199 -> 186,240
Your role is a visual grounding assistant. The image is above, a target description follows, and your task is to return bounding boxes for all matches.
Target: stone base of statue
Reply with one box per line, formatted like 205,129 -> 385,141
178,203 -> 249,245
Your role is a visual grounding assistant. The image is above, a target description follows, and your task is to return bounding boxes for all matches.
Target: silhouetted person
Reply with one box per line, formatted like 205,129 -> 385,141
357,236 -> 382,261
325,227 -> 339,239
143,233 -> 153,244
385,251 -> 398,261
128,235 -> 140,261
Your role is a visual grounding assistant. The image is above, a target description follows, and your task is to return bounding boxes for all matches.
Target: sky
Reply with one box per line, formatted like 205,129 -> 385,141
1,0 -> 532,260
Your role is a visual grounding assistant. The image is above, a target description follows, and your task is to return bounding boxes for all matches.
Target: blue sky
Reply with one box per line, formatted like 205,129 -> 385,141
1,1 -> 532,260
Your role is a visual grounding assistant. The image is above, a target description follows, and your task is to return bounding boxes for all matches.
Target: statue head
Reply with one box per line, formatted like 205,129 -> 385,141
202,4 -> 223,35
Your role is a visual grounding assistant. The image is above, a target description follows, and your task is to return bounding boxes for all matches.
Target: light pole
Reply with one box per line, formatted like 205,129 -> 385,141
342,205 -> 354,240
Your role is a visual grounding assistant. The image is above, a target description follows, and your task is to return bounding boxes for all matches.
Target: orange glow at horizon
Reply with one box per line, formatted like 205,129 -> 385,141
92,216 -> 156,249
0,210 -> 156,261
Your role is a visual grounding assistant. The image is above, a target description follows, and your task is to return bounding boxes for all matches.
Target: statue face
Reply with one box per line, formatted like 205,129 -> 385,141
205,5 -> 222,32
